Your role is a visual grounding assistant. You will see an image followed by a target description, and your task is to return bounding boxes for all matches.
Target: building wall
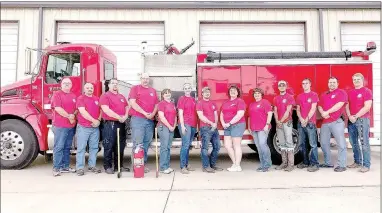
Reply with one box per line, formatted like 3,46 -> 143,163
0,8 -> 39,81
322,9 -> 381,51
42,8 -> 320,53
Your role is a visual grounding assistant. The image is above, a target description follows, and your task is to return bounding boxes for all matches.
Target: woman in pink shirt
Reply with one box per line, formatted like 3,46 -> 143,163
157,89 -> 177,174
220,85 -> 246,172
248,88 -> 273,172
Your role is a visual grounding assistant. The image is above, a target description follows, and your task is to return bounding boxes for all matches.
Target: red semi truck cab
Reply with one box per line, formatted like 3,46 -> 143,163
0,43 -> 118,169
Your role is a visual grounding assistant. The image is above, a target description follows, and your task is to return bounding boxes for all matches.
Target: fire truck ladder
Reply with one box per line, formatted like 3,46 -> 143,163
206,50 -> 354,62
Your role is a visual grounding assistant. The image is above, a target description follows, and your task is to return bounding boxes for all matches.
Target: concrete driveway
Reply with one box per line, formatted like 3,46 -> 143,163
1,146 -> 380,213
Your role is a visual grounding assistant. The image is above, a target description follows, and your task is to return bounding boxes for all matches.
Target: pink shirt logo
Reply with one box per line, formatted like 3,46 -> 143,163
257,104 -> 261,108
357,94 -> 362,98
73,99 -> 76,103
150,93 -> 154,96
307,98 -> 312,103
121,99 -> 124,102
331,95 -> 336,99
95,101 -> 98,105
282,99 -> 287,103
212,105 -> 215,109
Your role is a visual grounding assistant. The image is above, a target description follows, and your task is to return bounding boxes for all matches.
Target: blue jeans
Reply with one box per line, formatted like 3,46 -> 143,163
320,119 -> 347,168
252,130 -> 272,169
298,122 -> 319,166
348,118 -> 371,168
52,126 -> 75,170
179,124 -> 196,169
130,116 -> 154,164
76,124 -> 100,170
158,125 -> 174,171
200,126 -> 221,168
101,121 -> 126,170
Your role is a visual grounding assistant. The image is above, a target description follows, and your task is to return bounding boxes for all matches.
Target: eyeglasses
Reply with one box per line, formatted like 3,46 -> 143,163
278,84 -> 286,87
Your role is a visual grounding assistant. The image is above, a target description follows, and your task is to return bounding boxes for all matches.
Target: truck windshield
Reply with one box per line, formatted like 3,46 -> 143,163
45,53 -> 80,84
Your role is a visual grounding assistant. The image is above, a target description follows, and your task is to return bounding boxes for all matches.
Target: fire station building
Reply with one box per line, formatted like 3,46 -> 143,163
0,1 -> 381,143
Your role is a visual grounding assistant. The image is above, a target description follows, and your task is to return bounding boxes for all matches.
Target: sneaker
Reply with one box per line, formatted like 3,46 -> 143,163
114,166 -> 130,172
144,167 -> 150,173
186,166 -> 195,171
202,167 -> 215,173
256,167 -> 269,172
168,168 -> 174,172
297,163 -> 309,169
105,168 -> 114,174
347,163 -> 361,169
52,169 -> 61,177
77,169 -> 85,176
88,167 -> 101,174
61,167 -> 76,173
227,164 -> 237,172
160,168 -> 172,174
180,168 -> 189,174
319,164 -> 334,168
211,166 -> 224,171
359,167 -> 370,173
307,165 -> 319,172
236,165 -> 242,172
334,166 -> 346,172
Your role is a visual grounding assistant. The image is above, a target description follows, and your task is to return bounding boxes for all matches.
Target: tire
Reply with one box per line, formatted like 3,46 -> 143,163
248,126 -> 303,165
1,119 -> 39,169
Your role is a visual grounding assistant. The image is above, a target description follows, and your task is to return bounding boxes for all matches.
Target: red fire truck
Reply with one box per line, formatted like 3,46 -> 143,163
0,41 -> 376,169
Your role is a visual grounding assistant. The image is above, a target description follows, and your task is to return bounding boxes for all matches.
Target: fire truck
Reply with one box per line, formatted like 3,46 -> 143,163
0,41 -> 376,169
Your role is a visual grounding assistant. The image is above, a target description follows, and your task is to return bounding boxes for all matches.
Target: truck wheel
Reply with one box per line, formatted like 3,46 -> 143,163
1,119 -> 39,169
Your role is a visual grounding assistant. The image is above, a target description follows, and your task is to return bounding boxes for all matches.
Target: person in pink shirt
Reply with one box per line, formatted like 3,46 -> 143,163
75,83 -> 102,176
51,77 -> 77,177
196,87 -> 223,173
157,89 -> 177,174
346,73 -> 373,173
296,78 -> 319,172
128,73 -> 159,173
177,83 -> 197,174
248,88 -> 273,172
100,79 -> 130,174
273,80 -> 296,172
318,77 -> 348,172
220,85 -> 246,172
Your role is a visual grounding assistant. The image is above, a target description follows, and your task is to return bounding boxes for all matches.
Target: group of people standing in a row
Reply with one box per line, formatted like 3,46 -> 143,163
51,72 -> 372,177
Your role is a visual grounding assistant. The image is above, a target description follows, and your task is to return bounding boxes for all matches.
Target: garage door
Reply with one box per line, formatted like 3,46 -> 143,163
1,22 -> 18,86
200,23 -> 305,53
341,22 -> 381,144
57,22 -> 165,84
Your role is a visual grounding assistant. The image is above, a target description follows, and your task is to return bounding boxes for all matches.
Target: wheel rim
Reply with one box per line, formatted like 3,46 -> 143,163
272,129 -> 300,154
1,131 -> 25,161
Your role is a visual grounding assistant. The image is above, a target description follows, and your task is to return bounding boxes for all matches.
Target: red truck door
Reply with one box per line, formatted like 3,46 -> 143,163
32,52 -> 82,118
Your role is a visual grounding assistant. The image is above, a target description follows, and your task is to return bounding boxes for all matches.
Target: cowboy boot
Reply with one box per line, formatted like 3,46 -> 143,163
276,150 -> 288,170
284,150 -> 295,172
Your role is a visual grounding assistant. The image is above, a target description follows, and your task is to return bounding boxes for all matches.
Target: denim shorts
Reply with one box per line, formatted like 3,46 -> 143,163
224,122 -> 246,137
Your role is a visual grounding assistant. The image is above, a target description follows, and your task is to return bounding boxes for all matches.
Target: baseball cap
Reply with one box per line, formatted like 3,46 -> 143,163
140,73 -> 150,78
278,80 -> 287,86
202,86 -> 211,92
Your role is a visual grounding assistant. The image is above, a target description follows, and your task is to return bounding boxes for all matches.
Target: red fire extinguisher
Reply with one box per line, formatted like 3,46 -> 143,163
133,144 -> 145,178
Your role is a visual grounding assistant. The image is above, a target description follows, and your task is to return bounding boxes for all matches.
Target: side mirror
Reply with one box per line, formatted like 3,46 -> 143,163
24,48 -> 32,75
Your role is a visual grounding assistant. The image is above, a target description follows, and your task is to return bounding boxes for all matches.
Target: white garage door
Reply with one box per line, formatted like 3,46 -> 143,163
1,22 -> 18,87
200,23 -> 305,53
341,22 -> 381,144
57,22 -> 165,84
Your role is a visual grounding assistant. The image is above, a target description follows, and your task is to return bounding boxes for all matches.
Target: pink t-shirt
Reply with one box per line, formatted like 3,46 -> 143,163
76,95 -> 101,127
221,98 -> 246,124
347,87 -> 373,119
177,96 -> 197,127
296,91 -> 319,124
196,99 -> 217,127
99,91 -> 128,121
158,100 -> 177,126
318,88 -> 348,124
273,93 -> 295,123
248,99 -> 272,131
128,85 -> 159,119
51,90 -> 77,128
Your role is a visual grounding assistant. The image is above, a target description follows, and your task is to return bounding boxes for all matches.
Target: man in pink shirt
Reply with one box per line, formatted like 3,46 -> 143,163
346,73 -> 373,173
75,83 -> 102,176
296,78 -> 319,172
196,87 -> 223,173
318,77 -> 348,172
128,73 -> 159,173
100,79 -> 130,174
51,77 -> 77,177
273,80 -> 296,172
